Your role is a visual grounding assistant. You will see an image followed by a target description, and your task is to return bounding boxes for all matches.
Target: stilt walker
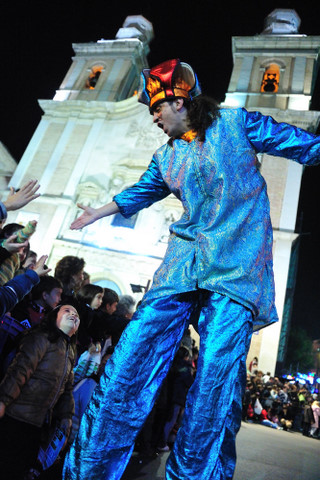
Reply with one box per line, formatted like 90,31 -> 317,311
63,59 -> 320,479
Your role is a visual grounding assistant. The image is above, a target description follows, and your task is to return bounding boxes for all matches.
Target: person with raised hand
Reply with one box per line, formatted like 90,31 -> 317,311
0,254 -> 50,316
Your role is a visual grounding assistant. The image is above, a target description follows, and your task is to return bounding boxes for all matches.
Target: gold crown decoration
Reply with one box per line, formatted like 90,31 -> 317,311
139,59 -> 202,108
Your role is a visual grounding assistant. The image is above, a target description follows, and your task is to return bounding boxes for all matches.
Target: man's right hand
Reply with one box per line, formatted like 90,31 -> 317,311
70,204 -> 100,230
70,201 -> 120,230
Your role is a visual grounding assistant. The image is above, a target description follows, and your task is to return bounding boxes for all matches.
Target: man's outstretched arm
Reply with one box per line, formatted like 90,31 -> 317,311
71,155 -> 170,230
70,201 -> 120,230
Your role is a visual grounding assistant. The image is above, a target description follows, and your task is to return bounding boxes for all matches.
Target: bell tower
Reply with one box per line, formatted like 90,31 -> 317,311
224,9 -> 320,112
6,15 -> 177,301
54,16 -> 153,103
223,9 -> 320,374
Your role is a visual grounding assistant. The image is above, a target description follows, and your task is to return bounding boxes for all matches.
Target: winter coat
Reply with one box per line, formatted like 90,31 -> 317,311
0,327 -> 75,427
303,404 -> 315,425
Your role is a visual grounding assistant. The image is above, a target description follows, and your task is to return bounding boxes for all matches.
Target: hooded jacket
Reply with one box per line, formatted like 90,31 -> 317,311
0,327 -> 75,427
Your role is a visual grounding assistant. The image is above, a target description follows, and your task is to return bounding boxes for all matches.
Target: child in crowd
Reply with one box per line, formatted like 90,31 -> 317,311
0,220 -> 37,285
0,304 -> 80,480
11,275 -> 63,327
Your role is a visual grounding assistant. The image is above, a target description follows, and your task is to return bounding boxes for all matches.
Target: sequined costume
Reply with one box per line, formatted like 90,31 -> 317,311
63,108 -> 320,480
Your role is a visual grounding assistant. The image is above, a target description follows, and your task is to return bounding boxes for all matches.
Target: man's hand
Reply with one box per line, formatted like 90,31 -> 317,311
70,201 -> 119,230
4,180 -> 40,211
33,255 -> 51,276
70,204 -> 100,230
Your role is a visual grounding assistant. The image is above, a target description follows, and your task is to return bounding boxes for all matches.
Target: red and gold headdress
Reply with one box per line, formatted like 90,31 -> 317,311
138,59 -> 201,109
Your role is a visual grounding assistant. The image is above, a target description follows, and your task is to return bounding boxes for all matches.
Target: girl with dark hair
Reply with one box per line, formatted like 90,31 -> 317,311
0,304 -> 80,480
76,283 -> 104,310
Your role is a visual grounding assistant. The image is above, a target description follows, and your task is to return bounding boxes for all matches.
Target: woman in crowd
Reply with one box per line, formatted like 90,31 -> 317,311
0,304 -> 80,480
54,256 -> 85,303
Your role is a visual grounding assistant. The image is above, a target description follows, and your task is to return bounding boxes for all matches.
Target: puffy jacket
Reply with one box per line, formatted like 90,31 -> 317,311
0,328 -> 75,427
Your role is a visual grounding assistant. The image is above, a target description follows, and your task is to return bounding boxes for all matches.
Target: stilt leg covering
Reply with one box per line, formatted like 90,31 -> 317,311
166,293 -> 253,480
63,294 -> 200,480
63,292 -> 252,480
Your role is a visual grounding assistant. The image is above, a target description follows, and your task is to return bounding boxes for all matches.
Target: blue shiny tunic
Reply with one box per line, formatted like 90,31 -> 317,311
114,108 -> 320,328
63,109 -> 320,480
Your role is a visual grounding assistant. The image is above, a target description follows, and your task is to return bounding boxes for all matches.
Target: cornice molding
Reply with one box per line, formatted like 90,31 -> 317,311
38,96 -> 143,119
233,35 -> 320,49
72,39 -> 145,57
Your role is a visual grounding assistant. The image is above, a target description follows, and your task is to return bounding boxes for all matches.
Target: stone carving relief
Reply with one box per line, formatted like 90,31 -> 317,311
127,120 -> 167,150
76,181 -> 107,208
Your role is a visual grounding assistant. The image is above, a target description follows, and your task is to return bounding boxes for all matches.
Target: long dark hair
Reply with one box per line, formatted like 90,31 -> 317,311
76,284 -> 103,307
186,95 -> 220,142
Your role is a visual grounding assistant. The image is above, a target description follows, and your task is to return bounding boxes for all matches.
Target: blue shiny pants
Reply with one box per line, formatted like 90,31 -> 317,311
63,291 -> 253,480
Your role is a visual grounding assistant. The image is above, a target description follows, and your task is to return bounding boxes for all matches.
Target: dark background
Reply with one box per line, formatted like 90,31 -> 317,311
1,0 -> 320,338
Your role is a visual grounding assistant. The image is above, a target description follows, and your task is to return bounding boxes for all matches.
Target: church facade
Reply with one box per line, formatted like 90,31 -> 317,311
2,11 -> 320,374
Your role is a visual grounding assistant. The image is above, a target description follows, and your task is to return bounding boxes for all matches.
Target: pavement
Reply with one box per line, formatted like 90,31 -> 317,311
121,422 -> 320,480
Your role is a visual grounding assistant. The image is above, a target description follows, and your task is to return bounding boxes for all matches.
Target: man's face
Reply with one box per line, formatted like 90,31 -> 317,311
152,100 -> 185,138
43,287 -> 62,309
106,301 -> 118,315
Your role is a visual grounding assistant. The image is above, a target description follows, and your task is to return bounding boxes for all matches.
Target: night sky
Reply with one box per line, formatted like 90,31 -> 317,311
1,0 -> 320,337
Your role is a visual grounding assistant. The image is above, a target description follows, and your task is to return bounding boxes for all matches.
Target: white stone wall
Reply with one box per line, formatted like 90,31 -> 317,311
5,94 -> 182,300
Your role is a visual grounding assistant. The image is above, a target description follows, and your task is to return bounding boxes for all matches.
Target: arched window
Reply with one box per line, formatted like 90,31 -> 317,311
85,66 -> 103,90
260,64 -> 280,93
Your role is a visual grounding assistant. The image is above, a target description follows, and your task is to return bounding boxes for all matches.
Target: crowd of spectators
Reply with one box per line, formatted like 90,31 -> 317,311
0,183 -> 319,480
0,185 -> 198,479
243,357 -> 320,438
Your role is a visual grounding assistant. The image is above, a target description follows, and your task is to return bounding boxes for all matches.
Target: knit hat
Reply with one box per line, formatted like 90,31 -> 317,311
138,58 -> 201,109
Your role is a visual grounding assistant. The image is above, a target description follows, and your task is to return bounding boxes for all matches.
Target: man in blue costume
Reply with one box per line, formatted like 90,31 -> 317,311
63,59 -> 320,480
